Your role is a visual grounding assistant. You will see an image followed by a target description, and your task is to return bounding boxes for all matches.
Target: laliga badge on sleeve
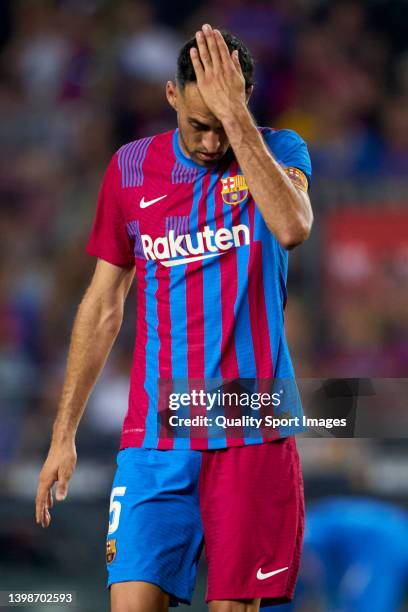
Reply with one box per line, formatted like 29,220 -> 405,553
284,167 -> 309,192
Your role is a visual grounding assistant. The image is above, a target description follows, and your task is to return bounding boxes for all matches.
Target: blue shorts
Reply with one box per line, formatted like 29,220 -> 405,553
106,448 -> 203,606
106,441 -> 303,607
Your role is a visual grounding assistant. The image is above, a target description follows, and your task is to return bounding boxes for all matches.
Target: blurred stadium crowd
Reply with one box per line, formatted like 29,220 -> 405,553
0,0 -> 407,461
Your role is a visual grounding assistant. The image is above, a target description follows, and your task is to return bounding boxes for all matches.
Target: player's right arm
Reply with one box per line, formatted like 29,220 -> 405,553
35,258 -> 134,528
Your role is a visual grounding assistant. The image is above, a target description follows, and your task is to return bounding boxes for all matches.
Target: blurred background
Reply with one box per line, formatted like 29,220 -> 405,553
0,0 -> 407,610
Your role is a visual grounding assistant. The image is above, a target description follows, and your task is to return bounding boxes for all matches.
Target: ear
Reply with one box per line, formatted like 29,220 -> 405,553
245,85 -> 254,104
166,80 -> 178,111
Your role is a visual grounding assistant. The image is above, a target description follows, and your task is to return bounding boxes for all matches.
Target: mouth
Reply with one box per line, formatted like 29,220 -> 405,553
196,151 -> 221,162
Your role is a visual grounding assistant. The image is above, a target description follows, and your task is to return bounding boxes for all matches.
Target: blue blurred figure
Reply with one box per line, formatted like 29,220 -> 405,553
267,497 -> 408,611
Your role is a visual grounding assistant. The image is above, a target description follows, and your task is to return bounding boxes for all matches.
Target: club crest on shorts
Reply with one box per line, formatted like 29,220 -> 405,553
221,175 -> 248,205
106,539 -> 117,564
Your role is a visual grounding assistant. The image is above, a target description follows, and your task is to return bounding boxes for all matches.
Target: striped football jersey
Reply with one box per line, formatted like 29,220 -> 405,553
87,127 -> 312,449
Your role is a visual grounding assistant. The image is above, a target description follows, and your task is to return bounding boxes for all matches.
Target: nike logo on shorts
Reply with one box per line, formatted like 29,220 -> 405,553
140,194 -> 167,208
256,566 -> 289,580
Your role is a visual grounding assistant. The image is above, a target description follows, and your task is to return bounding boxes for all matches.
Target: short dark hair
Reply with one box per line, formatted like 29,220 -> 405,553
176,29 -> 255,90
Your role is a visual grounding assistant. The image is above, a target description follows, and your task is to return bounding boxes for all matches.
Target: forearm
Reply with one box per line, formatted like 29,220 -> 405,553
222,106 -> 313,248
51,291 -> 123,443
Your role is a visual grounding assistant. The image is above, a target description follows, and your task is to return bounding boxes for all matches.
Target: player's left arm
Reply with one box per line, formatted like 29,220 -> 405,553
191,24 -> 313,250
221,117 -> 313,250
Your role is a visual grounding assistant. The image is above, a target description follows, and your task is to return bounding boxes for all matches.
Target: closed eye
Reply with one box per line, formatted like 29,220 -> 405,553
189,120 -> 209,131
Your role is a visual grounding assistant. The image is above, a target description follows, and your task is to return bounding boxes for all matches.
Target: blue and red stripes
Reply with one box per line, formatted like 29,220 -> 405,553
215,169 -> 244,446
185,175 -> 208,449
165,215 -> 190,237
247,202 -> 273,379
168,257 -> 189,449
172,161 -> 199,184
117,137 -> 154,188
202,171 -> 223,384
156,260 -> 173,450
127,220 -> 145,259
121,261 -> 149,449
140,261 -> 160,448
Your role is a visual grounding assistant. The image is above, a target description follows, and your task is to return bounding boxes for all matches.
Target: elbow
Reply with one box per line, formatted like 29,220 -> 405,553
277,219 -> 313,251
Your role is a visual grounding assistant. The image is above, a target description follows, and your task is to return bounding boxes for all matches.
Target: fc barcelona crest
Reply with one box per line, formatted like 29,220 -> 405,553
106,539 -> 117,564
221,175 -> 248,205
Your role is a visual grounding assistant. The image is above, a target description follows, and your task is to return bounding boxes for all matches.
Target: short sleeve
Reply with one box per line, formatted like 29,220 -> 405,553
262,128 -> 312,187
86,153 -> 135,267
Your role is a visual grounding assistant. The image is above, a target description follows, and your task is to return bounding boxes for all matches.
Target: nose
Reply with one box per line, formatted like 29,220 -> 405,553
202,131 -> 221,154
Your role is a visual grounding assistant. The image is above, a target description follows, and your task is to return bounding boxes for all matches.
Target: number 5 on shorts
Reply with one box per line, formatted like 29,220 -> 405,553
108,486 -> 126,535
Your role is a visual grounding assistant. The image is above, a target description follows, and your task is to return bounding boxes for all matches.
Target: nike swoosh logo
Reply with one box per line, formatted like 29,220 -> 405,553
140,194 -> 167,208
256,566 -> 289,580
